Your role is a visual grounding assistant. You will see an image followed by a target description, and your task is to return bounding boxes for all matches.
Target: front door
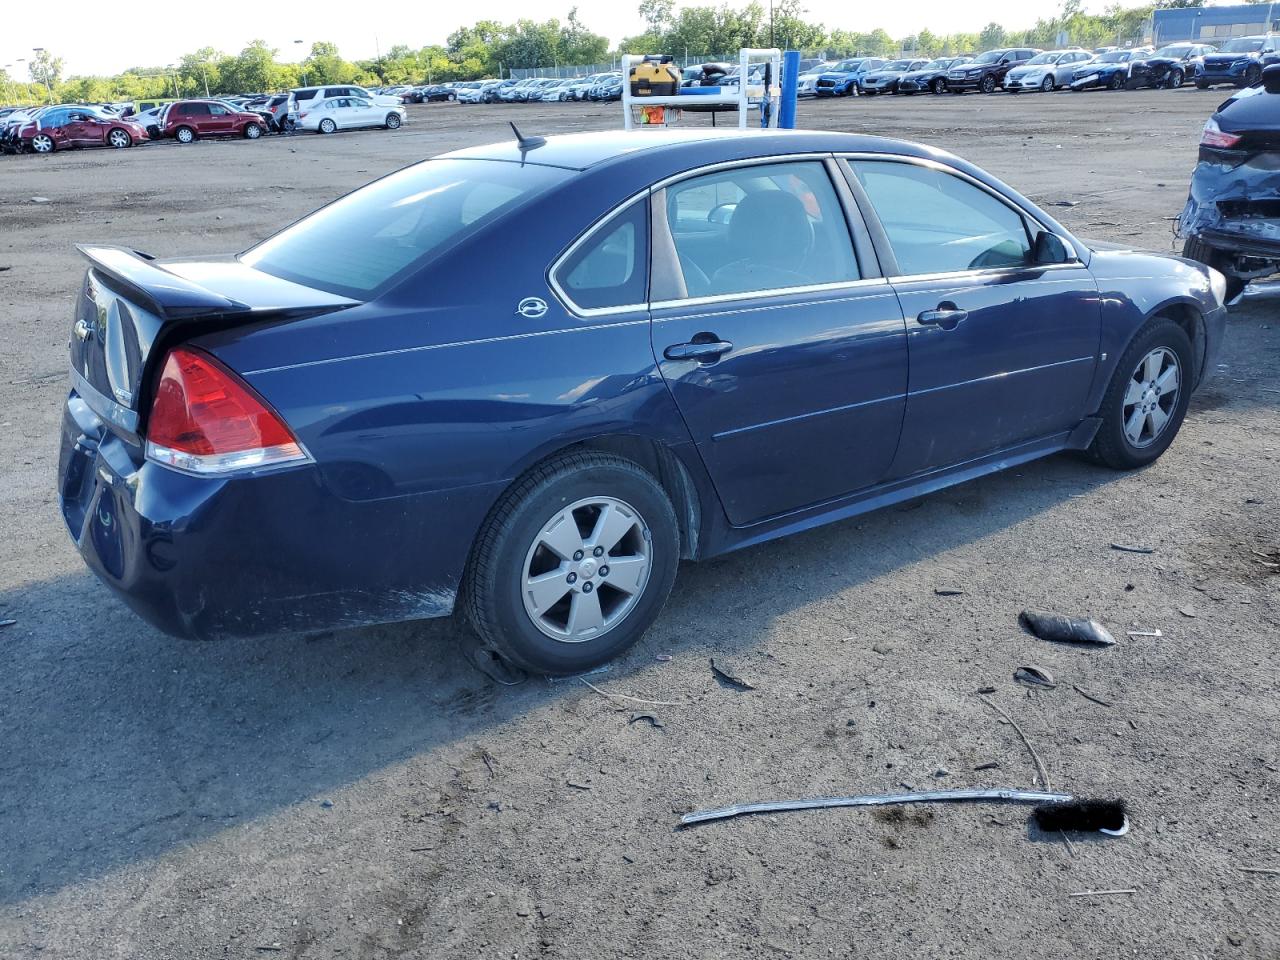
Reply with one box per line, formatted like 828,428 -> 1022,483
205,102 -> 235,136
651,158 -> 909,526
845,157 -> 1101,479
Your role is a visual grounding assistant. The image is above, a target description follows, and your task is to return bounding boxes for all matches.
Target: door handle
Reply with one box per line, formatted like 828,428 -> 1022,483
663,338 -> 733,363
917,307 -> 968,331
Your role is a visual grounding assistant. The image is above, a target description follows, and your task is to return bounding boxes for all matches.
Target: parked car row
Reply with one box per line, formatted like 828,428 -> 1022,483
799,37 -> 1279,96
2,87 -> 407,155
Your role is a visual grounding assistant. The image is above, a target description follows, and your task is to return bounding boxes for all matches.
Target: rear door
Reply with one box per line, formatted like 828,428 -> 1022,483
649,157 -> 908,526
844,156 -> 1101,478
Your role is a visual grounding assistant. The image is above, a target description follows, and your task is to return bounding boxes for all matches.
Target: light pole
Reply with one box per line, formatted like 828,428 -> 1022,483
294,40 -> 308,86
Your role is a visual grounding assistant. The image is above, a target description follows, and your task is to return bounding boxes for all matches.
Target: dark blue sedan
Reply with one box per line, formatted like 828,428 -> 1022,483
58,129 -> 1228,674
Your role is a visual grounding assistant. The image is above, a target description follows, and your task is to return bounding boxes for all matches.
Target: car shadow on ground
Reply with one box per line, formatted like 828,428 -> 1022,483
0,448 -> 1132,906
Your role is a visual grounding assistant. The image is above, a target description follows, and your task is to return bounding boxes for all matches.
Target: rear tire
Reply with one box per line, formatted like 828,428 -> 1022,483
318,118 -> 336,134
932,77 -> 947,94
1109,73 -> 1125,90
1089,317 -> 1194,470
175,125 -> 195,144
30,133 -> 54,153
980,74 -> 997,94
1182,237 -> 1246,301
465,453 -> 680,676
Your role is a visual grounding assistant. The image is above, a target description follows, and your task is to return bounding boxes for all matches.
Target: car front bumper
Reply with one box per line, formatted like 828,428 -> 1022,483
58,390 -> 504,640
1005,74 -> 1049,90
946,76 -> 984,90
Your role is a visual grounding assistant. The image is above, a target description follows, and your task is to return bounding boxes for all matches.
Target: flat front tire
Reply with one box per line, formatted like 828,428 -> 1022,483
1089,317 -> 1194,470
465,453 -> 680,676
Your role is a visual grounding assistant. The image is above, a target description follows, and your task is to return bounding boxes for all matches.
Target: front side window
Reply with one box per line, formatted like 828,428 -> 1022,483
242,158 -> 570,298
664,160 -> 859,298
554,200 -> 649,311
850,160 -> 1033,276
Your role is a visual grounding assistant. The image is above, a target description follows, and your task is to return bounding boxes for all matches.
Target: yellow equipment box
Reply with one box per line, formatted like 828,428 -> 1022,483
629,55 -> 681,97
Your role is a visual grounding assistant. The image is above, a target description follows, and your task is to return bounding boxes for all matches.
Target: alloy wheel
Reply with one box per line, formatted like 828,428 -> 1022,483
1123,347 -> 1180,448
108,129 -> 130,148
176,127 -> 194,143
521,496 -> 652,643
1168,70 -> 1184,88
31,134 -> 54,153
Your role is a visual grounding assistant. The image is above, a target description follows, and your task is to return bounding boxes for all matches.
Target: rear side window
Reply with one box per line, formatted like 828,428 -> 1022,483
664,160 -> 859,298
850,160 -> 1032,275
295,89 -> 317,100
554,200 -> 649,311
241,159 -> 570,298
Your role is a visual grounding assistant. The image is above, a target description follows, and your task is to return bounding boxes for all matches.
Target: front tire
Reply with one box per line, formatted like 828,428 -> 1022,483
244,122 -> 262,139
107,128 -> 132,148
932,77 -> 947,94
1041,75 -> 1055,92
980,75 -> 997,94
385,113 -> 402,129
465,453 -> 680,676
1168,69 -> 1185,89
1089,318 -> 1194,469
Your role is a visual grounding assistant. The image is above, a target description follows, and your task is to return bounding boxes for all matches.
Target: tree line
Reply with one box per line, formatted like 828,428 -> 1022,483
0,0 -> 1255,106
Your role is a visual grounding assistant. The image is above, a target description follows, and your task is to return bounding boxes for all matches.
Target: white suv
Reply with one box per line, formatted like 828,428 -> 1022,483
292,85 -> 402,109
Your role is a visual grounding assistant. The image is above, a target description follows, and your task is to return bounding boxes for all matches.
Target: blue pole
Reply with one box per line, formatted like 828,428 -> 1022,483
779,49 -> 800,129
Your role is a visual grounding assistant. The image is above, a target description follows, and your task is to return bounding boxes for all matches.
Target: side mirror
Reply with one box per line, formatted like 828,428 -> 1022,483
1034,231 -> 1072,265
1264,64 -> 1280,95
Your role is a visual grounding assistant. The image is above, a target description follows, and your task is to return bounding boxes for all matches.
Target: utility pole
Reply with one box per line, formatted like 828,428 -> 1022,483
32,47 -> 52,103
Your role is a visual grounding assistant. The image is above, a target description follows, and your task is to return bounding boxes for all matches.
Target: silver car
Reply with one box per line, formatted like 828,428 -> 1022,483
1004,50 -> 1096,91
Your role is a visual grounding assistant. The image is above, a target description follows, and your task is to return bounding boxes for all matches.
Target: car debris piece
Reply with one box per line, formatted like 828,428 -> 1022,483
710,658 -> 755,691
628,713 -> 665,729
1068,889 -> 1138,898
0,619 -> 15,628
934,586 -> 965,596
1110,543 -> 1154,554
1033,798 -> 1128,835
1014,665 -> 1057,689
680,787 -> 1071,826
1019,610 -> 1117,647
1071,685 -> 1113,707
1126,628 -> 1162,638
547,663 -> 611,684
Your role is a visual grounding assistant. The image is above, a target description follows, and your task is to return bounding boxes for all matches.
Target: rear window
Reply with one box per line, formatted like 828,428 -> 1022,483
240,159 -> 570,298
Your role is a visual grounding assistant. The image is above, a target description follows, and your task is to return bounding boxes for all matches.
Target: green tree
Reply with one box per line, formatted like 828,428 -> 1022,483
29,49 -> 64,99
978,22 -> 1007,49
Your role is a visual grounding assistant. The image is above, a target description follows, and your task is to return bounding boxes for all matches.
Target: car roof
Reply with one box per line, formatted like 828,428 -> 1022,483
442,128 -> 947,174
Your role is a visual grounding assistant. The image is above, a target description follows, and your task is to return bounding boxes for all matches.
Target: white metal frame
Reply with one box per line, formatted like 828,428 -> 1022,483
621,48 -> 782,130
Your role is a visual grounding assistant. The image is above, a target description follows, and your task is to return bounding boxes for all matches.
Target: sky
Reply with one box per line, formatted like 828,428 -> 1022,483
3,0 -> 1128,79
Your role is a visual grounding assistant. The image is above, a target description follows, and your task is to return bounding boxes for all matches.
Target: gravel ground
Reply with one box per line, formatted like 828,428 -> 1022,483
0,89 -> 1277,960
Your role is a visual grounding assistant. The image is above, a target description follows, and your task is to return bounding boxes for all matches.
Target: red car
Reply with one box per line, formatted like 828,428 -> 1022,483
162,100 -> 267,143
17,105 -> 148,154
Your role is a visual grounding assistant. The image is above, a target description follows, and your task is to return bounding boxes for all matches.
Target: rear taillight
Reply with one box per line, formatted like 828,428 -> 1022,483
1201,117 -> 1242,149
145,346 -> 308,475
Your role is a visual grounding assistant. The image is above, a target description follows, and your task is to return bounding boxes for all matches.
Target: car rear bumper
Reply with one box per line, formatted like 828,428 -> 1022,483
59,390 -> 504,640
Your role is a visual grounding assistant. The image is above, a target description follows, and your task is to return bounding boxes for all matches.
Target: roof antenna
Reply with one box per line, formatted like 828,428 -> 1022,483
509,121 -> 546,152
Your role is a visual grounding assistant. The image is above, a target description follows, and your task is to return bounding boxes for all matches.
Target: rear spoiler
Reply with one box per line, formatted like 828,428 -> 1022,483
76,244 -> 253,320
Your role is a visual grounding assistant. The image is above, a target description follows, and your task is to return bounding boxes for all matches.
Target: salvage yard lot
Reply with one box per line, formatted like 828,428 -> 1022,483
1,90 -> 1277,958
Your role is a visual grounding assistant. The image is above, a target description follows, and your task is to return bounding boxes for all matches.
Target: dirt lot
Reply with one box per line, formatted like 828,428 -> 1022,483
1,90 -> 1278,959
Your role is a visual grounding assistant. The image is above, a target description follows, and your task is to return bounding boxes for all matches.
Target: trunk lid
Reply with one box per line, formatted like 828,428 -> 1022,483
69,245 -> 357,440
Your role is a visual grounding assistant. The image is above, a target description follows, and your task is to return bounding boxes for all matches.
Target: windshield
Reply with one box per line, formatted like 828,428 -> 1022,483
834,59 -> 861,71
1099,51 -> 1129,63
1222,38 -> 1264,53
974,50 -> 1003,64
919,60 -> 944,70
1155,45 -> 1192,58
242,159 -> 570,298
1026,53 -> 1059,65
883,60 -> 912,70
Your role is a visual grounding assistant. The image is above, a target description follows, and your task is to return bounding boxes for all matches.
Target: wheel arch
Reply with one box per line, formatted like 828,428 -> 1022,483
490,433 -> 708,562
1147,298 -> 1208,389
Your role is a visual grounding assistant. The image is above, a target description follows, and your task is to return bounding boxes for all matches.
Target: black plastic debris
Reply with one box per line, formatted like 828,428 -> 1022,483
1110,543 -> 1154,554
1019,610 -> 1116,647
710,658 -> 755,691
1034,798 -> 1128,835
1013,665 -> 1057,689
